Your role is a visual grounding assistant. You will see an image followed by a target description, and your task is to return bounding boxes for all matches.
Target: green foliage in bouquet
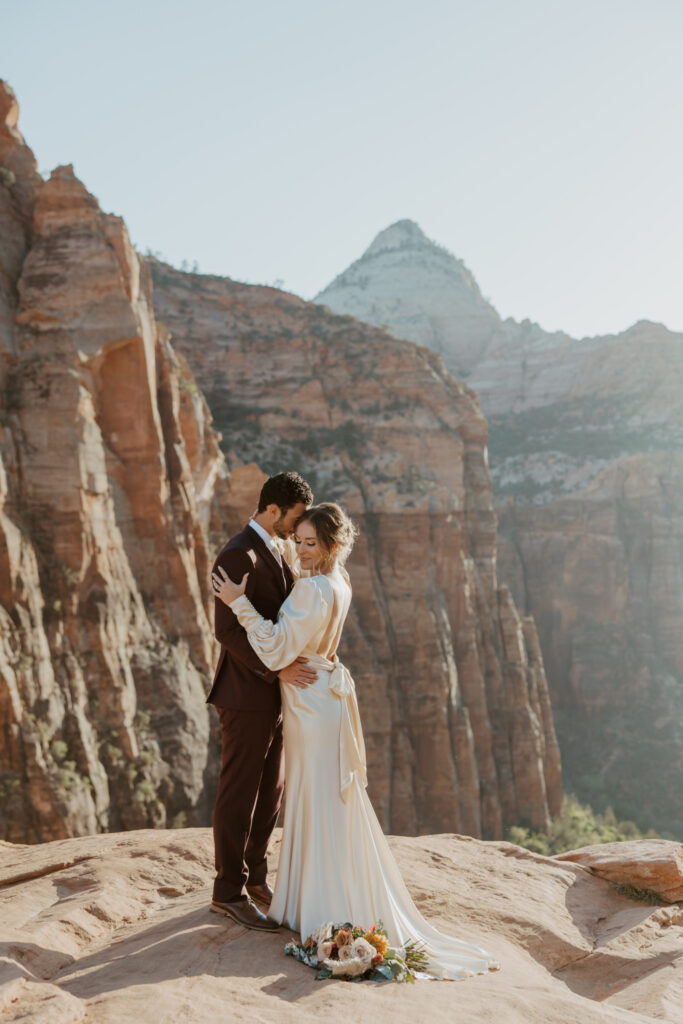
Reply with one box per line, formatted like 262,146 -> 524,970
403,938 -> 430,973
285,941 -> 322,971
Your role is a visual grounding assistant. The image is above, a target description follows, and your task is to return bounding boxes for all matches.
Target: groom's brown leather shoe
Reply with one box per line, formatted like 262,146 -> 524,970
210,898 -> 279,931
246,882 -> 274,910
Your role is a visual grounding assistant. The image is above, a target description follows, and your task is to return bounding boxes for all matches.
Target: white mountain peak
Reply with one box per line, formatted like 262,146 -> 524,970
363,219 -> 432,257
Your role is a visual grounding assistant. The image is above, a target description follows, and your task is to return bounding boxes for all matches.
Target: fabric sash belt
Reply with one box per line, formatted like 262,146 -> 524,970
306,654 -> 367,802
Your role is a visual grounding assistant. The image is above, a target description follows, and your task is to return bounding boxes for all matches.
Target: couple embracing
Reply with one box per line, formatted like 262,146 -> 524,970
207,471 -> 500,981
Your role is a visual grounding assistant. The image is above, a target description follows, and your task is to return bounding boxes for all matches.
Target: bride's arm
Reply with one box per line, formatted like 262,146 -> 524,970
213,571 -> 330,671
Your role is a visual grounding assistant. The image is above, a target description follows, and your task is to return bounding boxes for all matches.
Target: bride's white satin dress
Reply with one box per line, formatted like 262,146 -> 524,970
229,567 -> 500,980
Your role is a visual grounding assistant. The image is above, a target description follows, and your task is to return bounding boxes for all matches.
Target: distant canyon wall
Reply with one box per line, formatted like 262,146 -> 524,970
317,218 -> 683,837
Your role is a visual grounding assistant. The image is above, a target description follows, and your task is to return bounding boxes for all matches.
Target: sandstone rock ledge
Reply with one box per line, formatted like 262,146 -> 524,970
557,840 -> 683,904
1,831 -> 681,1024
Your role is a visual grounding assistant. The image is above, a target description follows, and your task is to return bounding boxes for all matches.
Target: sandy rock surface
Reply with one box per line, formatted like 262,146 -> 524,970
1,830 -> 681,1024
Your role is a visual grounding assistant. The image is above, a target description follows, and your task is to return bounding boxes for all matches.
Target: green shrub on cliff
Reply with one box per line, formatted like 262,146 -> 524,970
506,793 -> 659,855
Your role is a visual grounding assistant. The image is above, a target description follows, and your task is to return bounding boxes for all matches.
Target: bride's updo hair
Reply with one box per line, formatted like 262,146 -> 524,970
295,502 -> 358,572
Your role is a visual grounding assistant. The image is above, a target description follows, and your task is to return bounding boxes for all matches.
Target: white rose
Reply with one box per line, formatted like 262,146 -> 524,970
351,937 -> 375,966
337,943 -> 355,961
324,956 -> 367,977
317,940 -> 334,960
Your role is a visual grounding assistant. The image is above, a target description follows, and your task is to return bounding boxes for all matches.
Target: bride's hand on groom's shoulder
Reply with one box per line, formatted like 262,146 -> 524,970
212,565 -> 248,605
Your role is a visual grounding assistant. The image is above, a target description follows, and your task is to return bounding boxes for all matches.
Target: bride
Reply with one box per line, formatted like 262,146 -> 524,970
212,502 -> 500,981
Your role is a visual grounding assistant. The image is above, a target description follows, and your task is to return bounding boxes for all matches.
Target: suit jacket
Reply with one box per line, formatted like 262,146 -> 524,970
207,524 -> 294,712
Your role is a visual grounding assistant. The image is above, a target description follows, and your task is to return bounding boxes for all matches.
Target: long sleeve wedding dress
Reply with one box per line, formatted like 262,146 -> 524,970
228,567 -> 500,981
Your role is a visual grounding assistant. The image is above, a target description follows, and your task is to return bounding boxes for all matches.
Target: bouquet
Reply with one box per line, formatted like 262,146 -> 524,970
284,921 -> 429,983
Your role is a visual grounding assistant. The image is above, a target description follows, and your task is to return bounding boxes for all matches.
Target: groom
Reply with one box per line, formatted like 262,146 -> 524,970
207,471 -> 315,930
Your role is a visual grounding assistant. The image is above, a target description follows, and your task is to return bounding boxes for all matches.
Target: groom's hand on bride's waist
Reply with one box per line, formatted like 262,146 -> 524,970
279,657 -> 317,689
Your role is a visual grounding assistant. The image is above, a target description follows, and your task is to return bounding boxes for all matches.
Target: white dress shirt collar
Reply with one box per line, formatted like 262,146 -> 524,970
249,518 -> 282,565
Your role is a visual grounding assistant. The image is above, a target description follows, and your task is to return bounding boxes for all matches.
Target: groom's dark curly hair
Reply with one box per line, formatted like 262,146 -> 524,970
257,471 -> 313,513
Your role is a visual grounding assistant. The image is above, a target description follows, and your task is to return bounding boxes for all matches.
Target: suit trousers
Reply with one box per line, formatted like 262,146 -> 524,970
212,705 -> 284,903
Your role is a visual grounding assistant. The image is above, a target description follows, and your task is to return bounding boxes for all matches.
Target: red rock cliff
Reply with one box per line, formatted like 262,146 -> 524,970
0,80 -> 239,841
150,262 -> 562,837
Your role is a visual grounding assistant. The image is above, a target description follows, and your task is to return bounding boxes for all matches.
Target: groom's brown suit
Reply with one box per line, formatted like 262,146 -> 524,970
208,524 -> 293,903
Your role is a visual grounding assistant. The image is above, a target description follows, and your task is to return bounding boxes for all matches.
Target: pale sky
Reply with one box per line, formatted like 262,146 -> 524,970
3,0 -> 681,339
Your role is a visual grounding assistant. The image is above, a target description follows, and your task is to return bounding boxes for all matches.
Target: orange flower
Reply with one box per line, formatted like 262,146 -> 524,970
334,928 -> 353,948
371,952 -> 384,967
363,931 -> 389,956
